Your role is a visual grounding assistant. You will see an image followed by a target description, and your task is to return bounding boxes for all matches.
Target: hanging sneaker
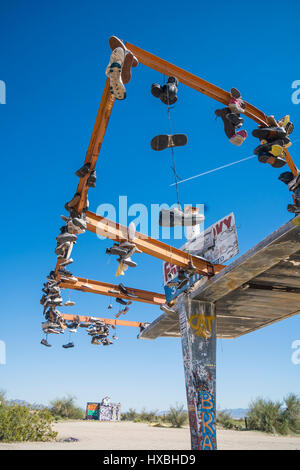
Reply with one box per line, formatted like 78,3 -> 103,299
106,244 -> 127,256
226,113 -> 244,128
108,36 -> 138,85
60,258 -> 74,267
65,193 -> 81,211
252,127 -> 290,144
41,338 -> 51,347
159,206 -> 204,227
91,336 -> 102,345
105,47 -> 126,100
122,51 -> 134,84
43,328 -> 61,335
116,298 -> 132,306
102,338 -> 113,346
118,283 -> 138,298
79,321 -> 91,328
287,204 -> 300,214
121,257 -> 137,268
112,335 -> 118,340
128,221 -> 136,241
278,115 -> 294,136
215,107 -> 236,139
228,88 -> 245,114
64,300 -> 75,307
87,170 -> 96,188
75,162 -> 90,178
62,342 -> 74,349
151,134 -> 187,151
151,77 -> 178,105
229,130 -> 247,146
56,233 -> 77,244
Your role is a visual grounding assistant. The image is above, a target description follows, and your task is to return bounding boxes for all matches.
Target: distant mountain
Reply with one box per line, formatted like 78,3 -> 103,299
9,399 -> 46,409
221,408 -> 249,419
157,408 -> 249,419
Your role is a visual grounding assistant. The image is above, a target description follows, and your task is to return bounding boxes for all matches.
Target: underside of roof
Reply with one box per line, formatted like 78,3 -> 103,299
139,216 -> 300,340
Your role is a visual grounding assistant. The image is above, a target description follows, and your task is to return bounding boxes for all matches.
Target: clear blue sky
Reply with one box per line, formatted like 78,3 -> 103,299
0,0 -> 300,412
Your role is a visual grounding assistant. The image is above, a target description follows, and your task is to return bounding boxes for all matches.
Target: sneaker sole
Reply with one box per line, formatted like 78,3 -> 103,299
108,64 -> 126,100
151,134 -> 187,151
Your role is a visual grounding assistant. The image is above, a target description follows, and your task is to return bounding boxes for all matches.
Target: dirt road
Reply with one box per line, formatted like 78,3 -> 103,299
0,421 -> 299,450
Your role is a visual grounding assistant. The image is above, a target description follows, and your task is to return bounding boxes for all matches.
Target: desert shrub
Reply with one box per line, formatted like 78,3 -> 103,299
165,404 -> 188,428
247,398 -> 288,434
139,408 -> 159,423
121,408 -> 138,421
217,411 -> 235,429
0,404 -> 57,442
49,396 -> 84,420
282,393 -> 300,434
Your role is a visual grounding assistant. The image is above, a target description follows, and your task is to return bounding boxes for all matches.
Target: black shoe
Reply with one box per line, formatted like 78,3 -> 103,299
118,283 -> 138,298
287,204 -> 300,214
116,297 -> 131,306
75,163 -> 90,178
41,338 -> 51,347
62,342 -> 74,349
252,126 -> 289,143
278,171 -> 294,185
151,83 -> 162,98
226,113 -> 244,128
151,134 -> 187,151
215,107 -> 236,139
87,170 -> 96,188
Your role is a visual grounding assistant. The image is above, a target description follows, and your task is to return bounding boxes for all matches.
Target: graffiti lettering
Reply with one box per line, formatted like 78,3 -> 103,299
189,314 -> 215,338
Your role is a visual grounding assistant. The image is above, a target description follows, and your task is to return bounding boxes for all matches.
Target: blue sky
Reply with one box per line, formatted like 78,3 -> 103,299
0,0 -> 299,412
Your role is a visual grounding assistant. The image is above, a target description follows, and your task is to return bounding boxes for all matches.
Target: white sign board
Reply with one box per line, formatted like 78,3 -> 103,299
163,213 -> 239,301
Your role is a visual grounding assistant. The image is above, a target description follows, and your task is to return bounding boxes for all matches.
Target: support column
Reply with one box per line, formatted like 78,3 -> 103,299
178,295 -> 217,450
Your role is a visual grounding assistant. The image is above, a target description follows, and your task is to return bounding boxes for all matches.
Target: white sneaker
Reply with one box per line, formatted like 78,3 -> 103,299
159,207 -> 205,227
105,47 -> 126,100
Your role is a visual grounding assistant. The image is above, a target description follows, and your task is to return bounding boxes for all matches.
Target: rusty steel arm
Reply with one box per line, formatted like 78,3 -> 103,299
85,210 -> 225,276
59,276 -> 166,305
60,313 -> 144,328
75,79 -> 115,214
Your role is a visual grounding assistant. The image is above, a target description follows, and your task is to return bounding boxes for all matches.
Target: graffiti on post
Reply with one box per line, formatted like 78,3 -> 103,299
178,297 -> 217,450
200,391 -> 216,450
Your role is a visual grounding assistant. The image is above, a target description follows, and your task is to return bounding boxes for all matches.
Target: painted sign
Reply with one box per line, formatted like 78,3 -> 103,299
163,213 -> 238,303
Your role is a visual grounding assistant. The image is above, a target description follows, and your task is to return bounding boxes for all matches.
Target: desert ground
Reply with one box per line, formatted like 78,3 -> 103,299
0,421 -> 299,450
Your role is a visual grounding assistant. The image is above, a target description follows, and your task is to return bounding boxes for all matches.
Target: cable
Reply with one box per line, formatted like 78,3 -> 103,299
166,80 -> 181,206
170,154 -> 256,186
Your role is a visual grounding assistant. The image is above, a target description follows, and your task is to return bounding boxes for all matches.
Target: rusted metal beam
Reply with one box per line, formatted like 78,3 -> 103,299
59,276 -> 166,305
85,210 -> 225,276
126,42 -> 298,176
60,313 -> 144,328
75,79 -> 115,214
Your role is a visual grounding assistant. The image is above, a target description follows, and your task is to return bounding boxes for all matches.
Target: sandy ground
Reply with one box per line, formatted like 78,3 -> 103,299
0,420 -> 299,450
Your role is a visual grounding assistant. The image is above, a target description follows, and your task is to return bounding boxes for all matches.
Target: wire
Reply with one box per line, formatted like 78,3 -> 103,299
166,81 -> 181,206
170,154 -> 256,186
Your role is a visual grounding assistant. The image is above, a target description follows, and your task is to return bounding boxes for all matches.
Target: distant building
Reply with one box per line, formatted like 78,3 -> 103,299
86,397 -> 121,421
